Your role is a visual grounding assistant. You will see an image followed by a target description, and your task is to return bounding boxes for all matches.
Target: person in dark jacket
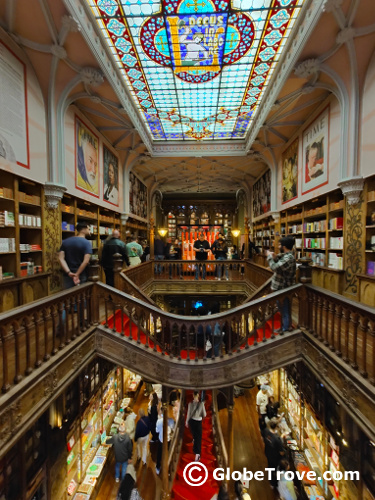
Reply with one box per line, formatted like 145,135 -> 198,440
148,392 -> 159,442
101,230 -> 129,286
134,408 -> 150,465
106,424 -> 133,482
116,463 -> 137,500
154,236 -> 165,274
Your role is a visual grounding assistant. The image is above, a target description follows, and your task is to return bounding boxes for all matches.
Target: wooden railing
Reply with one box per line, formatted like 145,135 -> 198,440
168,390 -> 186,487
123,259 -> 247,284
98,282 -> 302,361
1,270 -> 375,396
0,283 -> 94,393
302,285 -> 375,384
212,389 -> 228,470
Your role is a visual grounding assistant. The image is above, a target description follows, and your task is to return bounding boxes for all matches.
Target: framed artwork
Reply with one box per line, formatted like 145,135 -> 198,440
103,145 -> 119,206
302,106 -> 329,195
281,138 -> 298,204
0,41 -> 29,169
129,172 -> 147,219
75,116 -> 99,197
252,169 -> 271,218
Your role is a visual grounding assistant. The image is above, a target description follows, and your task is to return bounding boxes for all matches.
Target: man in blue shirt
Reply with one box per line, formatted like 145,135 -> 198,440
59,222 -> 92,289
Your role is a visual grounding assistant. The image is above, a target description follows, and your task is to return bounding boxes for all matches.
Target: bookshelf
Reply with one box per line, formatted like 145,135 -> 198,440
61,194 -> 122,256
0,172 -> 48,311
365,176 -> 375,276
253,190 -> 344,273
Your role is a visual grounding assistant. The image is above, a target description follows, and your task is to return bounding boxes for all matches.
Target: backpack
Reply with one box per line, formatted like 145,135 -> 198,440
130,489 -> 143,500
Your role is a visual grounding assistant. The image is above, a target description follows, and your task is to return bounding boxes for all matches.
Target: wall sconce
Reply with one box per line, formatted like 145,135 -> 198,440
158,227 -> 168,237
231,229 -> 241,238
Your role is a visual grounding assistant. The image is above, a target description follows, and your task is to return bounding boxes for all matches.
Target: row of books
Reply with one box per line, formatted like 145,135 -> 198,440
18,192 -> 41,205
304,220 -> 327,232
20,244 -> 42,252
0,210 -> 15,227
329,237 -> 344,249
328,253 -> 343,269
304,238 -> 326,249
19,214 -> 42,227
328,217 -> 343,230
0,237 -> 15,253
305,251 -> 325,267
0,187 -> 14,199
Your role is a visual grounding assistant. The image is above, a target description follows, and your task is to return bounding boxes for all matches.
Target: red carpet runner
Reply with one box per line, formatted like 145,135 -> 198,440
171,391 -> 219,500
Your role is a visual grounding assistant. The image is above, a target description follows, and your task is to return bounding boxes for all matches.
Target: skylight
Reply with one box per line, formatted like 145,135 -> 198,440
87,0 -> 305,142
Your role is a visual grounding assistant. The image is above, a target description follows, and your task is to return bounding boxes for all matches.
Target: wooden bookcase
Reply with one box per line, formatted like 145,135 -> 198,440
253,189 -> 344,273
0,172 -> 48,311
61,194 -> 121,256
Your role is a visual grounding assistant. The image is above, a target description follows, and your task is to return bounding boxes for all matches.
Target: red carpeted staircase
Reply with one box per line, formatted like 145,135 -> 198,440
171,391 -> 219,500
105,310 -> 284,357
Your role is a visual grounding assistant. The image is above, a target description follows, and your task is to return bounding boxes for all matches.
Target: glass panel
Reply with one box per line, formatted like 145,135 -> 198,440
87,0 -> 305,141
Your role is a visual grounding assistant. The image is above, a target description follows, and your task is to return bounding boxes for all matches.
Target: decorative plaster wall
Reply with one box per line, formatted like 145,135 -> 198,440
360,50 -> 375,179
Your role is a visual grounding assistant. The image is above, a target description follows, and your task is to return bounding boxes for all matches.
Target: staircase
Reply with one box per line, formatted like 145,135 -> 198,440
171,391 -> 219,500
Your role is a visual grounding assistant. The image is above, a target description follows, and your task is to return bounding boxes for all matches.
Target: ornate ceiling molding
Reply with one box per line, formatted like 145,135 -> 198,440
338,176 -> 364,205
152,142 -> 246,157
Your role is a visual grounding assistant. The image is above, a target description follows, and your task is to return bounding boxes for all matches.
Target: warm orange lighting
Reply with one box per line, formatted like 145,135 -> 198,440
231,229 -> 241,238
158,227 -> 168,237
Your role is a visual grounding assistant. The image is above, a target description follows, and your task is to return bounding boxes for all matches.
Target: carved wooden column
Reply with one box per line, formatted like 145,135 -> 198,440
244,217 -> 249,259
161,386 -> 170,499
150,215 -> 155,260
88,256 -> 100,325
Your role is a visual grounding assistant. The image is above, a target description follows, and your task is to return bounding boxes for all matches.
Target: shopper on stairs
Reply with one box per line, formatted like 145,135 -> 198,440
186,391 -> 206,461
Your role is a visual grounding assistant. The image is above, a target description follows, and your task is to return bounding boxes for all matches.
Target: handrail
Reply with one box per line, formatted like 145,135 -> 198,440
119,271 -> 157,306
243,276 -> 273,303
168,390 -> 186,487
212,389 -> 228,470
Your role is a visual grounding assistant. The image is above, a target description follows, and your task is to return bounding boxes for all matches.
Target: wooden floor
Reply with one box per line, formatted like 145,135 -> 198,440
97,387 -> 277,500
219,387 -> 277,500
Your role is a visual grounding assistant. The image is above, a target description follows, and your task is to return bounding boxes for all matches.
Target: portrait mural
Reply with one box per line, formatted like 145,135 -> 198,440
302,106 -> 329,195
129,172 -> 147,219
103,145 -> 119,206
282,138 -> 298,204
253,170 -> 271,219
75,116 -> 99,197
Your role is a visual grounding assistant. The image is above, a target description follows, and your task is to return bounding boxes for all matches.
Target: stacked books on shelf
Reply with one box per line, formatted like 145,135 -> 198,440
99,226 -> 113,235
288,224 -> 302,233
304,238 -> 326,249
77,208 -> 96,219
62,221 -> 75,231
20,244 -> 42,251
0,210 -> 15,226
329,217 -> 343,230
0,237 -> 15,253
303,220 -> 326,232
0,187 -> 14,198
18,192 -> 41,204
329,237 -> 343,249
19,214 -> 41,227
61,203 -> 74,213
328,253 -> 343,270
305,251 -> 325,267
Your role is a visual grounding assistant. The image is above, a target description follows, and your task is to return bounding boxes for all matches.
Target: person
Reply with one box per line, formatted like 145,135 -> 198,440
58,221 -> 92,288
106,424 -> 133,482
77,130 -> 98,195
263,421 -> 286,489
116,462 -> 139,500
124,407 -> 137,441
134,408 -> 150,466
193,233 -> 210,280
241,237 -> 259,259
126,236 -> 143,266
211,233 -> 228,280
256,384 -> 271,427
154,236 -> 165,274
234,480 -> 251,500
141,240 -> 150,263
100,229 -> 129,286
148,392 -> 159,442
266,396 -> 281,420
166,238 -> 182,279
266,236 -> 296,333
277,459 -> 298,500
305,141 -> 324,182
104,161 -> 119,205
155,405 -> 175,475
186,391 -> 206,461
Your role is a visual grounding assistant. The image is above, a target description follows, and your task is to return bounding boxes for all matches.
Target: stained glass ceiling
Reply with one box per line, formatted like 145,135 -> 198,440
87,0 -> 305,142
